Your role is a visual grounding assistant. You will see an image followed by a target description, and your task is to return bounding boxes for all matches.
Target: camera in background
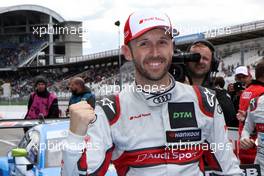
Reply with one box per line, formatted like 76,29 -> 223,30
169,49 -> 201,82
233,82 -> 246,92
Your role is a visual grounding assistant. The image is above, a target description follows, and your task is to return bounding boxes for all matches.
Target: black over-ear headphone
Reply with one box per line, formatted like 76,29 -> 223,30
187,39 -> 220,73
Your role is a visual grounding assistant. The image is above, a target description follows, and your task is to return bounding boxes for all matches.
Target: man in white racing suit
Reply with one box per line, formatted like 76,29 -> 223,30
61,9 -> 242,176
240,94 -> 264,174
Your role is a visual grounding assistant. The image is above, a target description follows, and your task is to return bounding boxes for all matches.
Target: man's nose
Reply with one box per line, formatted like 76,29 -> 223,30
150,45 -> 160,57
199,56 -> 207,64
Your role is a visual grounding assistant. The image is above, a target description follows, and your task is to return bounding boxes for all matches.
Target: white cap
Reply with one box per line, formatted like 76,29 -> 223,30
235,66 -> 249,76
124,9 -> 172,44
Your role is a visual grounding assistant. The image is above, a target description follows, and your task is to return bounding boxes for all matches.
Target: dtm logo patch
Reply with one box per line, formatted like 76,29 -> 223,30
166,129 -> 201,143
168,102 -> 198,129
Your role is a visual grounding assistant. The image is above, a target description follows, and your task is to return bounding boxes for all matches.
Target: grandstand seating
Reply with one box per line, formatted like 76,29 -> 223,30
0,37 -> 263,100
0,65 -> 121,99
220,48 -> 264,77
1,48 -> 263,100
0,35 -> 48,68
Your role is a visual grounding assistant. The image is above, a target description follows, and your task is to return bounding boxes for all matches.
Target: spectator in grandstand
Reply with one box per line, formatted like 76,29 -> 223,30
185,40 -> 237,127
236,61 -> 264,164
62,9 -> 242,176
0,35 -> 47,68
67,77 -> 95,115
24,75 -> 59,132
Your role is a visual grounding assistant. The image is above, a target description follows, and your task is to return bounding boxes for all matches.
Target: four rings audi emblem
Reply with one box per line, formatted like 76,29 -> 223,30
153,93 -> 172,104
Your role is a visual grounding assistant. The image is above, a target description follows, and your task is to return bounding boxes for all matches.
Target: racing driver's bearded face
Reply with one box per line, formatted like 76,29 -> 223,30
122,28 -> 173,88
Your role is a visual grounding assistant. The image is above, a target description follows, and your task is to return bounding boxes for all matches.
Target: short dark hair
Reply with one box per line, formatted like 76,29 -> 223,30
255,60 -> 264,80
214,76 -> 225,88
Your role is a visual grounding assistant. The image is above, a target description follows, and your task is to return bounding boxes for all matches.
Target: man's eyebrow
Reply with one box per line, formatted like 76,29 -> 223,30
135,35 -> 170,43
136,38 -> 148,43
160,36 -> 171,40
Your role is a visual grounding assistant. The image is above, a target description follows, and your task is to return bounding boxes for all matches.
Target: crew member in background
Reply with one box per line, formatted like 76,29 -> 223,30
237,61 -> 264,164
214,76 -> 238,127
24,75 -> 59,132
240,94 -> 264,174
228,66 -> 252,114
68,77 -> 95,108
185,40 -> 218,87
185,40 -> 237,127
185,41 -> 239,173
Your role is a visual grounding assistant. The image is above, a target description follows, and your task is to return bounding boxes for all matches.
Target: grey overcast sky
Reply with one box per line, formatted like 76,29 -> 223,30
1,0 -> 264,54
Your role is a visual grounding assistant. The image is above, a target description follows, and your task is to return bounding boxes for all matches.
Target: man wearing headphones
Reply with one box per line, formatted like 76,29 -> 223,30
185,40 -> 239,174
185,40 -> 218,87
185,40 -> 238,127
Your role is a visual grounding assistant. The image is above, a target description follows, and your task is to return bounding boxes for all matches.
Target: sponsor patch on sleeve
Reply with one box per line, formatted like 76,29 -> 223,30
249,98 -> 258,112
193,86 -> 216,117
241,91 -> 252,99
97,95 -> 120,125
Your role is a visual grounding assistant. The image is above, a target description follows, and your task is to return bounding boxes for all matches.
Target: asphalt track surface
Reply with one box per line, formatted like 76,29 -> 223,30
0,128 -> 24,156
0,102 -> 68,156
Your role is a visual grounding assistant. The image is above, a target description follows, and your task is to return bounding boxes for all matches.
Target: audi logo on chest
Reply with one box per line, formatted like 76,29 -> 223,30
153,93 -> 172,104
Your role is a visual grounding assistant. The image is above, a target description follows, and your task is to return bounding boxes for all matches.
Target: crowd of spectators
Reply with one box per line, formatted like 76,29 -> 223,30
50,66 -> 121,94
0,35 -> 47,68
220,49 -> 264,77
2,44 -> 262,99
2,56 -> 263,99
0,65 -> 124,99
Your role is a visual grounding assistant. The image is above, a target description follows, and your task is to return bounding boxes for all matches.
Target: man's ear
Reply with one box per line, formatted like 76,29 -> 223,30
121,45 -> 133,61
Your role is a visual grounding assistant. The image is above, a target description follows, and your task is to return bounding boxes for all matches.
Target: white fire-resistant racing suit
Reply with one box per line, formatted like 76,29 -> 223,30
62,79 -> 242,176
241,94 -> 264,174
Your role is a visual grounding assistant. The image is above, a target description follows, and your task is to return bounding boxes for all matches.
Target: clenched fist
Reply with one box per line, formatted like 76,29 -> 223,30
240,138 -> 255,150
69,101 -> 96,136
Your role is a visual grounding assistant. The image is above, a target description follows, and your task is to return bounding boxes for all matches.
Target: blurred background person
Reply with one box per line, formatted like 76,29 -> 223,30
185,40 -> 239,173
227,66 -> 252,115
214,76 -> 238,127
237,61 -> 264,121
24,75 -> 59,132
237,61 -> 264,164
185,40 -> 218,87
240,94 -> 264,174
67,77 -> 95,115
185,40 -> 237,127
